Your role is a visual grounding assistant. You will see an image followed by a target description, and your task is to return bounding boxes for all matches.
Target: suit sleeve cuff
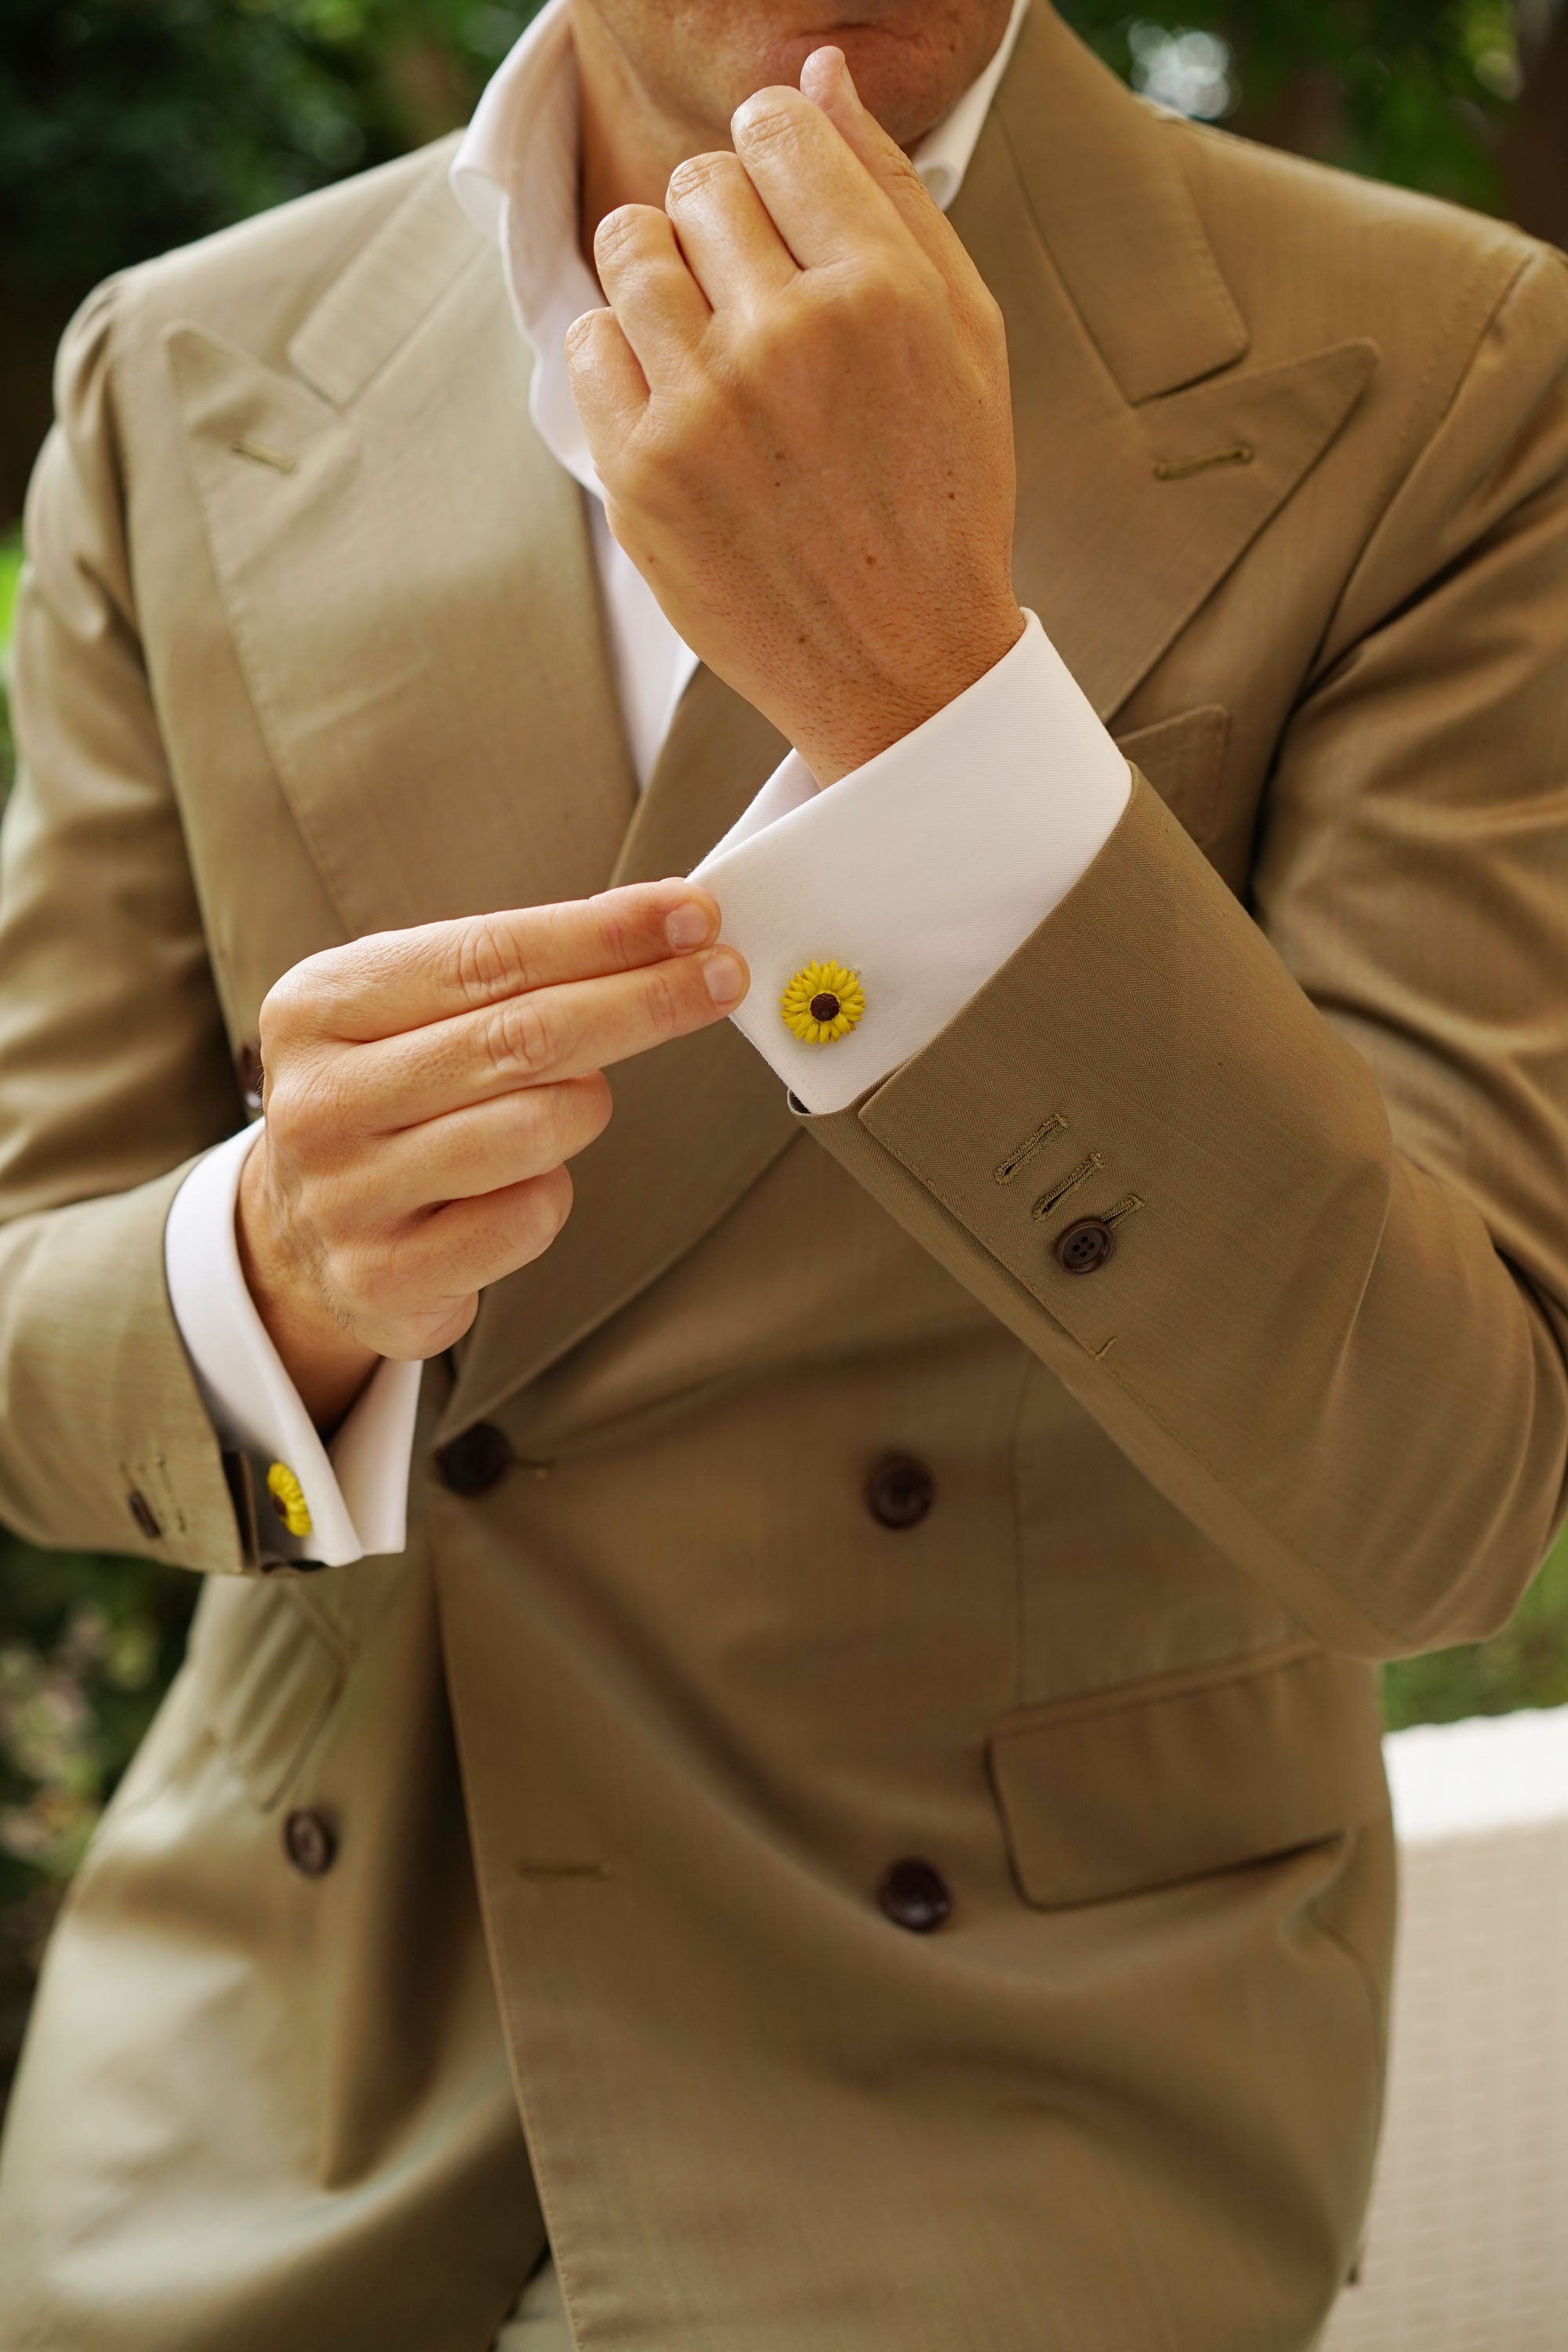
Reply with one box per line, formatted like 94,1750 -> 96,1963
163,1123 -> 420,1566
689,608 -> 1131,1114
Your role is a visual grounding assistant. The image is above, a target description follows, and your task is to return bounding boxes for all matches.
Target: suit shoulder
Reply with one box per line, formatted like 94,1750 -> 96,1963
67,134 -> 474,381
1166,109 -> 1548,373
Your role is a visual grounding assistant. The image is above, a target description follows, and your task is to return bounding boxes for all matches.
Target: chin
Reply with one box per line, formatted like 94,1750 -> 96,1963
732,2 -> 1008,146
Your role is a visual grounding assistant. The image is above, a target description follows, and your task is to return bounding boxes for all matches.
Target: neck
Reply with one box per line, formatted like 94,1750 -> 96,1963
572,2 -> 727,263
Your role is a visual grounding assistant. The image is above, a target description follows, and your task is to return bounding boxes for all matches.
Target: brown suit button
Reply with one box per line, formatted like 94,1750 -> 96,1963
435,1423 -> 511,1496
236,1040 -> 265,1118
867,1458 -> 935,1530
877,1857 -> 952,1933
283,1808 -> 336,1877
1055,1217 -> 1116,1276
125,1488 -> 162,1541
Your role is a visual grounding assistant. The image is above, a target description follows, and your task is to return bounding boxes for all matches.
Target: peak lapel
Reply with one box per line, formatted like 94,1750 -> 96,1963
171,147 -> 800,1432
967,5 -> 1378,723
169,158 -> 637,943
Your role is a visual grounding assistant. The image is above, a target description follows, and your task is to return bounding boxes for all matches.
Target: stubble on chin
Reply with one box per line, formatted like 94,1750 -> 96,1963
572,0 -> 1015,154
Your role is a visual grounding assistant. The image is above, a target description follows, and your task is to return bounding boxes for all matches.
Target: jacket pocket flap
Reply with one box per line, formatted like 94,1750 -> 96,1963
989,1643 -> 1388,1911
1114,703 -> 1230,844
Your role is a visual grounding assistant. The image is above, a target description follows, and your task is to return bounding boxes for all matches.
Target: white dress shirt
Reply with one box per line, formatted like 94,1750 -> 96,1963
164,0 -> 1131,1566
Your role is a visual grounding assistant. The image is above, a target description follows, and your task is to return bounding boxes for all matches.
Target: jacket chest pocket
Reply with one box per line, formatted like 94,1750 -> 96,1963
189,1573 -> 351,1813
988,1640 -> 1388,1910
1114,703 -> 1231,849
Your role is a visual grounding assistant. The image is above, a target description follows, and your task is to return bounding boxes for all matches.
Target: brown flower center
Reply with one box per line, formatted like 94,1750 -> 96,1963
809,992 -> 841,1023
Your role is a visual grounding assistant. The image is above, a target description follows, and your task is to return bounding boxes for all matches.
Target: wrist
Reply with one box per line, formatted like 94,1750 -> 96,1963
236,1138 -> 379,1433
797,600 -> 1026,785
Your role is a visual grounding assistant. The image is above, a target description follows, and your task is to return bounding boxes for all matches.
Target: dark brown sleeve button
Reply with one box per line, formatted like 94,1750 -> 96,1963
236,1040 -> 265,1118
434,1423 -> 512,1496
866,1457 -> 935,1530
125,1488 -> 162,1541
1055,1217 -> 1116,1276
877,1857 -> 952,1933
283,1808 -> 336,1877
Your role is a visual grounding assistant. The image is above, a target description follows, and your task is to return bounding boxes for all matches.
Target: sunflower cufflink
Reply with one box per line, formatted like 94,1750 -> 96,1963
780,960 -> 866,1046
267,1461 -> 313,1539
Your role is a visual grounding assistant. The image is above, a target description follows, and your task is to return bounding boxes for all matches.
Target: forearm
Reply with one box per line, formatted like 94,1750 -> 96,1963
0,1162 -> 248,1571
802,775 -> 1568,1660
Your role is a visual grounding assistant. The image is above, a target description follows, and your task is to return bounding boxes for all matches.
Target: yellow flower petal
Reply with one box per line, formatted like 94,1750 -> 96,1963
780,960 -> 866,1045
266,1461 -> 313,1540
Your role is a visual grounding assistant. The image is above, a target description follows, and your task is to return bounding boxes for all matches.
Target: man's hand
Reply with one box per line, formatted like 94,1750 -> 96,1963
237,882 -> 747,1430
566,46 -> 1025,786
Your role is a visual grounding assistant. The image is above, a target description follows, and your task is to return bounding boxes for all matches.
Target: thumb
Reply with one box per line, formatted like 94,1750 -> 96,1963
798,45 -> 954,264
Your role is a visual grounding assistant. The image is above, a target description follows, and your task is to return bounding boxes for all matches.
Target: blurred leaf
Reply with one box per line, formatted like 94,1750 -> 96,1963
0,0 -> 546,313
0,528 -> 20,808
0,535 -> 20,654
1058,0 -> 1516,208
1383,1523 -> 1568,1730
0,1530 -> 197,1902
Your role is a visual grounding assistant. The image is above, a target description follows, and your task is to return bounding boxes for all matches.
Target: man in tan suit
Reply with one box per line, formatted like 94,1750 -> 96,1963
1,0 -> 1566,2343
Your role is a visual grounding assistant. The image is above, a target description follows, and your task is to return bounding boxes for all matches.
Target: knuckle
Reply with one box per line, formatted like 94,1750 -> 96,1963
734,91 -> 803,151
514,1167 -> 572,1265
666,149 -> 735,205
259,957 -> 321,1047
972,279 -> 1006,338
550,1073 -> 612,1160
458,914 -> 531,1008
536,1163 -> 575,1238
564,309 -> 603,358
488,993 -> 554,1079
594,204 -> 655,270
260,1067 -> 301,1145
612,439 -> 679,515
641,964 -> 684,1040
666,376 -> 724,448
308,1054 -> 358,1144
593,206 -> 633,260
589,891 -> 635,973
576,1071 -> 615,1145
263,1050 -> 354,1158
258,1065 -> 319,1157
728,310 -> 794,384
850,264 -> 909,327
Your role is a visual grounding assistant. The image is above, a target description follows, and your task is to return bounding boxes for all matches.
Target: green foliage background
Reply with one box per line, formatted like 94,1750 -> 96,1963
2,0 -> 1566,2094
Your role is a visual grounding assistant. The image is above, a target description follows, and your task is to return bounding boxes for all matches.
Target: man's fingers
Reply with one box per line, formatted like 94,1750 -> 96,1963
590,201 -> 710,383
797,46 -> 956,270
729,78 -> 911,270
665,150 -> 797,314
354,1075 -> 612,1220
266,880 -> 723,1046
341,943 -> 749,1131
564,307 -> 648,452
394,1167 -> 578,1305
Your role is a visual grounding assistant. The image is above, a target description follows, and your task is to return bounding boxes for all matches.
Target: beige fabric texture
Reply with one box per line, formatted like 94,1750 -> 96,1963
498,2259 -> 574,2350
1,7 -> 1566,2347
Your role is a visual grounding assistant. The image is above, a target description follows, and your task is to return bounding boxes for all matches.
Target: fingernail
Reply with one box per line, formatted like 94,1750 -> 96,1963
665,899 -> 713,952
702,949 -> 747,1006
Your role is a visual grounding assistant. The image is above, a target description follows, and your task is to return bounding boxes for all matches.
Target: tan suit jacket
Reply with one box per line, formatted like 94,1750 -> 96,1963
2,9 -> 1566,2347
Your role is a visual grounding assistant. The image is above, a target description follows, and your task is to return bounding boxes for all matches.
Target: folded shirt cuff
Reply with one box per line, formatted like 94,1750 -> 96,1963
163,1122 -> 420,1566
690,608 -> 1131,1114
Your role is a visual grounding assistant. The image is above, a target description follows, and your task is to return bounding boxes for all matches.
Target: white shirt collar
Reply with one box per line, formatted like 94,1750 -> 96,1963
450,0 -> 1029,494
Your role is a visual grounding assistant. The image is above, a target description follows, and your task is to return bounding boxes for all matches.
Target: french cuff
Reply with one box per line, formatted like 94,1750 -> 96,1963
688,610 -> 1132,1114
163,1122 -> 422,1566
